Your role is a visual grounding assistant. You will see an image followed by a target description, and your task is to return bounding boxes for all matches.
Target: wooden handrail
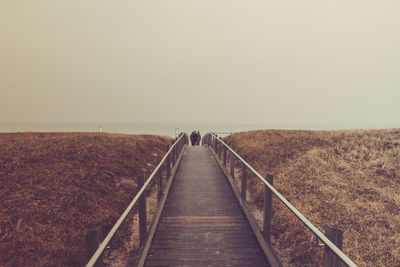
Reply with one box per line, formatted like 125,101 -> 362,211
86,132 -> 189,267
203,132 -> 357,267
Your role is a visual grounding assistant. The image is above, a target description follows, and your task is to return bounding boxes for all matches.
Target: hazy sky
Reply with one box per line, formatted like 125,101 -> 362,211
1,1 -> 399,127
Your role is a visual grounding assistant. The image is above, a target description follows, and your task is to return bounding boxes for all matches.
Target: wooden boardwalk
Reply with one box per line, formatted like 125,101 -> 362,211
145,146 -> 270,267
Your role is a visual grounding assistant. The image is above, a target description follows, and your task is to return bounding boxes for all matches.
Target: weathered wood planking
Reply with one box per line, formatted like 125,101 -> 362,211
145,146 -> 270,267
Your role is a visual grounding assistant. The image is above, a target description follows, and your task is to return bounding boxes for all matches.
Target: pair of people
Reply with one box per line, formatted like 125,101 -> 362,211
190,131 -> 201,146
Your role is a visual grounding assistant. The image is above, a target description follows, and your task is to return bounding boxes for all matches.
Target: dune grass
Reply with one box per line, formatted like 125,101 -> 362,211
224,129 -> 400,267
0,132 -> 171,267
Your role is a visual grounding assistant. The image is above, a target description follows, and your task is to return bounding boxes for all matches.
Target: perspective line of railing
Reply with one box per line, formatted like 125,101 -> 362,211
86,132 -> 189,267
203,132 -> 357,267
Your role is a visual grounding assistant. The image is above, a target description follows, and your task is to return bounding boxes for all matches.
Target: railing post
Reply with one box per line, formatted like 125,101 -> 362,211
324,225 -> 343,267
230,152 -> 235,178
85,226 -> 104,267
157,155 -> 163,202
171,144 -> 176,167
138,173 -> 147,246
175,140 -> 178,158
223,146 -> 227,167
263,174 -> 273,243
166,153 -> 171,178
174,140 -> 177,160
241,161 -> 247,200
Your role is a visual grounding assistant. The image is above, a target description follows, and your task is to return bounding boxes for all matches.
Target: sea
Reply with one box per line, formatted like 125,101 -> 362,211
0,122 -> 392,138
0,122 -> 279,138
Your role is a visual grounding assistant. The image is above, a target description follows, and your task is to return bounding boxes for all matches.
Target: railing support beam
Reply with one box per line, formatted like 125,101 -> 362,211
171,143 -> 176,166
223,146 -> 227,166
138,173 -> 147,246
85,226 -> 104,267
166,149 -> 171,178
324,225 -> 343,267
230,152 -> 235,178
157,155 -> 163,202
263,174 -> 273,243
241,162 -> 247,200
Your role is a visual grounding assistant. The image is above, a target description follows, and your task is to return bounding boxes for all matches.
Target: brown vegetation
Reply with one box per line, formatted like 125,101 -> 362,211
0,132 -> 171,267
224,129 -> 400,267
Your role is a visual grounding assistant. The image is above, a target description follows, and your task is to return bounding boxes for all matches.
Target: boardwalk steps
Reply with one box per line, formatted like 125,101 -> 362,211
138,146 -> 271,267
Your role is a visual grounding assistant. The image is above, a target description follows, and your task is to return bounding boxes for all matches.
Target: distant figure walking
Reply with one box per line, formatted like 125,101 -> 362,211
190,131 -> 195,146
196,131 -> 201,146
190,131 -> 201,146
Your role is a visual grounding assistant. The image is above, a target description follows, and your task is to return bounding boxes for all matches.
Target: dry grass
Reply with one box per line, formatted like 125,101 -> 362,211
224,129 -> 400,267
0,132 -> 171,267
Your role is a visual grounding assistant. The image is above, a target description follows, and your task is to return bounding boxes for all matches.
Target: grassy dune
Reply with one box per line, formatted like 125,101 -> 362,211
224,129 -> 400,267
0,132 -> 171,267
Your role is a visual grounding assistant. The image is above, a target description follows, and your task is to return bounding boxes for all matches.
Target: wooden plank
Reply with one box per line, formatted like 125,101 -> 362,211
147,251 -> 265,260
150,241 -> 260,249
146,258 -> 269,267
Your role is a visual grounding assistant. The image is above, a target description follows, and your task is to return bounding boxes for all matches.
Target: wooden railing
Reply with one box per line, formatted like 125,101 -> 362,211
86,133 -> 189,267
202,133 -> 357,267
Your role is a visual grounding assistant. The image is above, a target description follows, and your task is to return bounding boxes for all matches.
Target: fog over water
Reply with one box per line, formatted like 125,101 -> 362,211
1,1 -> 399,130
0,122 -> 278,137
